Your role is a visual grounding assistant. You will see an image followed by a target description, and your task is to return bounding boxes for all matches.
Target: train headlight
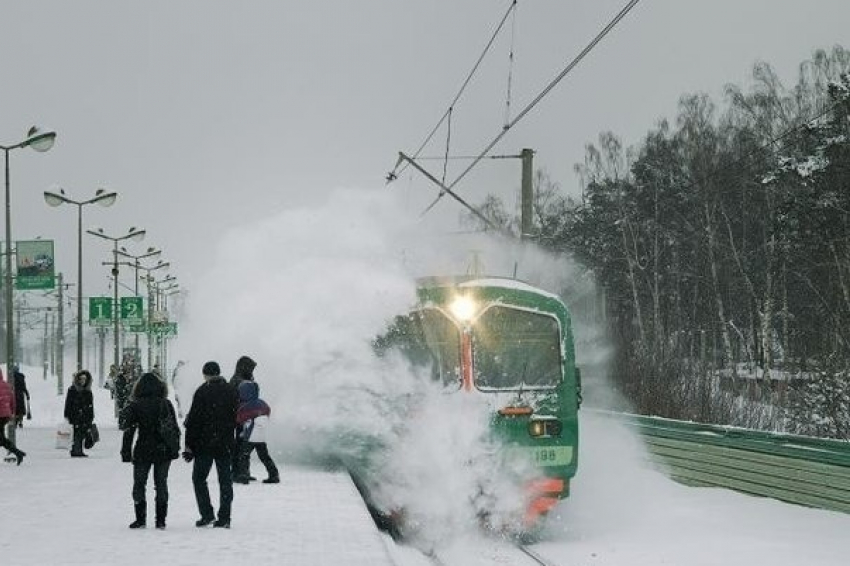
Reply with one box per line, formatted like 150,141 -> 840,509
449,296 -> 476,321
529,421 -> 545,437
528,419 -> 563,438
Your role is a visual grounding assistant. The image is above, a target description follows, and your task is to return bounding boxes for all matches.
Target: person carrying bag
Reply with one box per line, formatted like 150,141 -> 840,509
64,370 -> 95,458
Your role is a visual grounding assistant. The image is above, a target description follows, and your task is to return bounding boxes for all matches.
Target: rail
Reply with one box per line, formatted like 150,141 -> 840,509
611,412 -> 850,513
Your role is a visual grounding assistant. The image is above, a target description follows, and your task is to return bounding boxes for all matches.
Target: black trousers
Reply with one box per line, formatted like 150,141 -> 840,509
192,453 -> 233,522
235,442 -> 279,480
0,417 -> 22,455
133,459 -> 172,506
71,424 -> 88,455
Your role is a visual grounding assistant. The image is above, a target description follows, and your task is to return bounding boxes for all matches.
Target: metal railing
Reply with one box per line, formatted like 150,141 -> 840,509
612,412 -> 850,513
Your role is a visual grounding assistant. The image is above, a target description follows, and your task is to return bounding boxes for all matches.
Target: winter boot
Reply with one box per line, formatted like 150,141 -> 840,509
155,502 -> 167,530
129,503 -> 146,529
15,449 -> 25,466
262,475 -> 280,484
195,516 -> 215,528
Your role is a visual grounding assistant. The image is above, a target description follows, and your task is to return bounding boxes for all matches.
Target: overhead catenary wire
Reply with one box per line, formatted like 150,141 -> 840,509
503,1 -> 518,129
387,0 -> 518,183
421,0 -> 642,216
442,107 -> 453,184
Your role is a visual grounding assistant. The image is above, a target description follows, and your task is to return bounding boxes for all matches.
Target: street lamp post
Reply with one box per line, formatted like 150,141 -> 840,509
44,188 -> 118,375
161,286 -> 180,376
116,246 -> 161,361
147,274 -> 177,372
136,261 -> 169,369
118,251 -> 163,371
2,126 -> 56,445
86,227 -> 145,375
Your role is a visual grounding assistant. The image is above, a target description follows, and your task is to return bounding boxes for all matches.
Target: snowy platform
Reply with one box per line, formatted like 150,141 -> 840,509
0,426 -> 394,566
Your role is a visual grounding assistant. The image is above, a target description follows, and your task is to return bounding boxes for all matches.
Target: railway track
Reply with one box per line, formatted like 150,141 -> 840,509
425,540 -> 560,566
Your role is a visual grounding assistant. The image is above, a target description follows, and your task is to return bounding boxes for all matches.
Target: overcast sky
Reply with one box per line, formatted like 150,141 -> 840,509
1,0 -> 848,297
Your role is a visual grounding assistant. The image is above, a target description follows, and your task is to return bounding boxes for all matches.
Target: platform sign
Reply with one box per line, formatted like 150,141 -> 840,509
121,297 -> 144,325
89,297 -> 113,326
150,321 -> 177,336
125,321 -> 147,333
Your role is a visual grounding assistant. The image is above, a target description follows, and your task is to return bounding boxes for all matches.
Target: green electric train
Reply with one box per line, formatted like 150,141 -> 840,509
374,275 -> 581,532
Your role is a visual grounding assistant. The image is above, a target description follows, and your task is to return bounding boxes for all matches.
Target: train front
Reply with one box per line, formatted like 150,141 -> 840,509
411,276 -> 581,532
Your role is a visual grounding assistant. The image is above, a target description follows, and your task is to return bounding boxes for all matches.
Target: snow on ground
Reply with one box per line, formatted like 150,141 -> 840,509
1,366 -> 392,566
3,368 -> 848,566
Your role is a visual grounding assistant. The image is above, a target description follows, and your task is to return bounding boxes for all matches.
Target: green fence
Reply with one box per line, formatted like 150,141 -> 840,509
611,412 -> 850,513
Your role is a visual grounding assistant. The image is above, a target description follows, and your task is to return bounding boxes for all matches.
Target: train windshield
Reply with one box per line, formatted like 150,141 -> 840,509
472,306 -> 562,389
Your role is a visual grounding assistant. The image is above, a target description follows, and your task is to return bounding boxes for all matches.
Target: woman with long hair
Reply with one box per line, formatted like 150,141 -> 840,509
119,372 -> 181,529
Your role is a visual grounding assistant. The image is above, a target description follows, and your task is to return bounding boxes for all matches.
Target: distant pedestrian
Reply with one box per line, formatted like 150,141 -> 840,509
64,370 -> 95,458
11,365 -> 30,428
0,368 -> 25,465
234,380 -> 279,484
106,364 -> 118,399
114,354 -> 141,412
229,355 -> 257,479
183,361 -> 239,528
119,372 -> 181,529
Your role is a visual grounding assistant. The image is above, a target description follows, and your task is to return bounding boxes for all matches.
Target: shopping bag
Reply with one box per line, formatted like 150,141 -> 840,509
55,422 -> 72,450
84,423 -> 100,449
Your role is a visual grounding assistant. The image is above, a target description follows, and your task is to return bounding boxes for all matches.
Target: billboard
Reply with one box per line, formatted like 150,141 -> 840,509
16,239 -> 55,290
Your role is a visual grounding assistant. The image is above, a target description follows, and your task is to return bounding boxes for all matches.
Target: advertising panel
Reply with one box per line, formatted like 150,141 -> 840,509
16,240 -> 55,290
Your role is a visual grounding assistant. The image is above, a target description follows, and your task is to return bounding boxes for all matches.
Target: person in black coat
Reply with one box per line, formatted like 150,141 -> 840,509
183,361 -> 239,528
11,365 -> 29,428
64,370 -> 94,457
119,372 -> 181,530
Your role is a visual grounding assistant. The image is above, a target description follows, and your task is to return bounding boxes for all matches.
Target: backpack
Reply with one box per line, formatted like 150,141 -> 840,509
158,400 -> 181,459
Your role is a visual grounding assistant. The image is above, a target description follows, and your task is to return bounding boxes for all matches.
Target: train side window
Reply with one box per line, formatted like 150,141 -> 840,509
372,309 -> 461,390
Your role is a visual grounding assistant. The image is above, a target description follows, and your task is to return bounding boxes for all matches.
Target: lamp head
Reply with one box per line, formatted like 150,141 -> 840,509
128,227 -> 146,242
93,189 -> 117,207
25,126 -> 57,152
43,190 -> 67,207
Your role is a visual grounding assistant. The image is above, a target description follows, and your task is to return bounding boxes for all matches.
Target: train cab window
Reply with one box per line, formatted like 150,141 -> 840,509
373,309 -> 461,389
416,309 -> 462,389
472,306 -> 562,389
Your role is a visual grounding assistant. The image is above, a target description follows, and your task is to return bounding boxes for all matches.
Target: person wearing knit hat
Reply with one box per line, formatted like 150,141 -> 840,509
183,360 -> 239,528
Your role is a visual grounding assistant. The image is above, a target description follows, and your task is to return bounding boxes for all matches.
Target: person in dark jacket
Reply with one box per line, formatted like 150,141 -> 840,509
64,370 -> 95,458
0,368 -> 25,465
119,372 -> 181,529
229,355 -> 257,479
183,361 -> 239,528
11,365 -> 29,428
